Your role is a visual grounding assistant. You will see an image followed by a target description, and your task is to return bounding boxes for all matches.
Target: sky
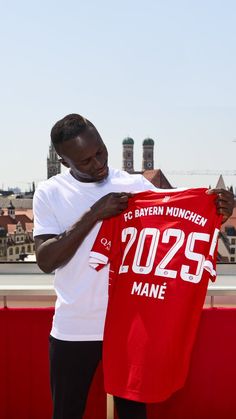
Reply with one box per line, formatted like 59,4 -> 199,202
1,0 -> 236,191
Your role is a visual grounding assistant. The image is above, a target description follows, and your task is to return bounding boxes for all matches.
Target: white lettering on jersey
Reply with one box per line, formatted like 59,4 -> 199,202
124,211 -> 133,222
166,207 -> 207,226
131,281 -> 167,299
132,228 -> 160,275
119,227 -> 217,285
180,232 -> 210,283
134,206 -> 164,218
155,229 -> 185,279
119,227 -> 137,274
124,206 -> 208,226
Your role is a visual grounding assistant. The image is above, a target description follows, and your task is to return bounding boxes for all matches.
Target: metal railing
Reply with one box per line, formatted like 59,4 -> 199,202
1,284 -> 236,308
207,285 -> 236,307
0,285 -> 55,308
1,266 -> 236,419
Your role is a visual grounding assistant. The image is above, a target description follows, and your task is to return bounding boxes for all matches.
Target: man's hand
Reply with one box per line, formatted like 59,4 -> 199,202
91,192 -> 133,221
207,188 -> 235,224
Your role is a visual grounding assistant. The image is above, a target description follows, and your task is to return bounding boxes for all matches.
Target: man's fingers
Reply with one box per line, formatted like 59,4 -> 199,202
206,188 -> 234,224
207,188 -> 233,200
111,192 -> 133,204
119,195 -> 130,203
112,192 -> 133,198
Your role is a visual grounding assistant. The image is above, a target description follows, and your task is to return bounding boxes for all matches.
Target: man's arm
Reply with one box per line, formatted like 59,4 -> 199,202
207,188 -> 234,223
35,192 -> 131,273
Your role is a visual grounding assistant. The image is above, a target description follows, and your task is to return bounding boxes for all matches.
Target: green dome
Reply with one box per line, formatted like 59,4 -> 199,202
143,138 -> 154,145
122,137 -> 134,145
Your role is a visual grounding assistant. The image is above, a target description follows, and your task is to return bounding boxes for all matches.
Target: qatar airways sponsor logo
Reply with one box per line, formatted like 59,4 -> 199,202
100,237 -> 111,251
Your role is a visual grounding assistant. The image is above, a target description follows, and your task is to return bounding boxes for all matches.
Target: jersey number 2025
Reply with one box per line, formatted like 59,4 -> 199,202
118,227 -> 219,283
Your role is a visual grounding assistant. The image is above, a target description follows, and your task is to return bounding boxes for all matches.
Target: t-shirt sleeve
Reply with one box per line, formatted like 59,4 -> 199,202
33,187 -> 61,237
89,218 -> 114,271
141,175 -> 160,191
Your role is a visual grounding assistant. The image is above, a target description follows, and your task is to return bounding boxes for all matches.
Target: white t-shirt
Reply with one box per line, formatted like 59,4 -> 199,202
33,167 -> 155,341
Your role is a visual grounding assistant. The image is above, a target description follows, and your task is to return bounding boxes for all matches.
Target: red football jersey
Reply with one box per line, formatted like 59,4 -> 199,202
89,188 -> 222,402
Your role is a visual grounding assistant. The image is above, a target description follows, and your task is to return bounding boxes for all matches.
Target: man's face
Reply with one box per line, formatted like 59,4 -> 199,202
58,125 -> 109,182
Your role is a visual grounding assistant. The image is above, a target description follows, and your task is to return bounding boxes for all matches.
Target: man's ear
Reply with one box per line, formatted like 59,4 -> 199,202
59,158 -> 69,168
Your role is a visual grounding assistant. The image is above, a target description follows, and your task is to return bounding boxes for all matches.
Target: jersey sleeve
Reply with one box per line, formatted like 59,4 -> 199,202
202,192 -> 223,282
203,226 -> 221,282
33,187 -> 61,237
89,217 -> 115,271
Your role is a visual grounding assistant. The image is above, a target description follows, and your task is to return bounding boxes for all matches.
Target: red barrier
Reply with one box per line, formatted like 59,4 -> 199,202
1,308 -> 236,418
0,308 -> 106,419
147,308 -> 236,419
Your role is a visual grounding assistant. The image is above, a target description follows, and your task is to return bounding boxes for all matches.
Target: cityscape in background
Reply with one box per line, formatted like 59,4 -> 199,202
0,139 -> 235,263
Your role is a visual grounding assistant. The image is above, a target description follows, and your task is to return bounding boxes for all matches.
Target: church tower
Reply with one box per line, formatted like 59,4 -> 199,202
142,138 -> 154,170
7,201 -> 15,219
47,142 -> 61,179
122,137 -> 134,173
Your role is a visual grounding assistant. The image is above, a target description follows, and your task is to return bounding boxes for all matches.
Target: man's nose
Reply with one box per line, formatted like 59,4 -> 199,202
93,156 -> 103,169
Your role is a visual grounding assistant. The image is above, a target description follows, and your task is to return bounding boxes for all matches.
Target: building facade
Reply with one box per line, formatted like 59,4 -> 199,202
47,142 -> 61,179
0,202 -> 34,261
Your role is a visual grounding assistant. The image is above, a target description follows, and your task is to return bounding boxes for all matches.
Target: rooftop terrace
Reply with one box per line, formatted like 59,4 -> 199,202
0,263 -> 236,418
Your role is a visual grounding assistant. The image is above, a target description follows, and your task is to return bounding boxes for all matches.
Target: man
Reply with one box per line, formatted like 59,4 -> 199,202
33,113 -> 234,419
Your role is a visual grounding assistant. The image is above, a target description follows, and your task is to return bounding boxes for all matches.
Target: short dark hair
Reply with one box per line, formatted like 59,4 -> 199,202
51,114 -> 91,150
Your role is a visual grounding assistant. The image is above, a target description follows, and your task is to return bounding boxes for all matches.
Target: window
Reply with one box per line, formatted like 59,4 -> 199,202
230,257 -> 235,262
27,245 -> 31,252
231,238 -> 236,245
15,247 -> 19,254
9,248 -> 13,255
230,248 -> 235,254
